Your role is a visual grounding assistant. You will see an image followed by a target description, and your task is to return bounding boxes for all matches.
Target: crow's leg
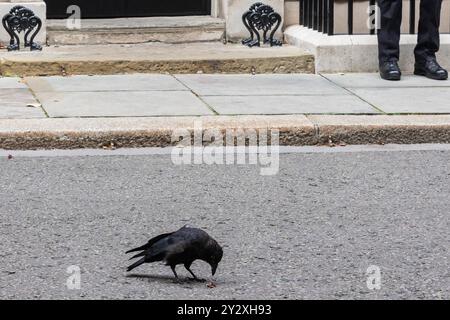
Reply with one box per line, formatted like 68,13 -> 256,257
185,265 -> 198,280
171,265 -> 179,279
184,264 -> 205,282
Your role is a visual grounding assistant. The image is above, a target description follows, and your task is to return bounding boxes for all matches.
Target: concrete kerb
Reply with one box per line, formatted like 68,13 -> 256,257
309,115 -> 450,145
1,115 -> 450,150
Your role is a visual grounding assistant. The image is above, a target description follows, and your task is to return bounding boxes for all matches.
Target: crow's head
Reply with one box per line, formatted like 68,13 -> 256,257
205,240 -> 223,276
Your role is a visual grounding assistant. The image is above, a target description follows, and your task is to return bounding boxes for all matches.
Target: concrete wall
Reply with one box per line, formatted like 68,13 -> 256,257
0,0 -> 46,46
220,0 -> 285,42
284,0 -> 299,27
285,24 -> 450,73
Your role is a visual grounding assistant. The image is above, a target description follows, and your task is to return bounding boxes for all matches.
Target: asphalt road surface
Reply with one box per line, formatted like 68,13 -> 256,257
0,146 -> 449,300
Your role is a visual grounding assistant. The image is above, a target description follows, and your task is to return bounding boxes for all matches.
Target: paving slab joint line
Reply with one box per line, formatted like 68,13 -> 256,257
318,73 -> 387,115
310,120 -> 321,138
22,78 -> 50,118
171,74 -> 220,115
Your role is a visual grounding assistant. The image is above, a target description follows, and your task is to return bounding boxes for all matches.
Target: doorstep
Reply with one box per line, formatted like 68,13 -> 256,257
46,16 -> 226,45
0,42 -> 315,76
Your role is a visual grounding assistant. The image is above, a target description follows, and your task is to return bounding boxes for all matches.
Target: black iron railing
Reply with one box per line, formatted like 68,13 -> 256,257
299,0 -> 422,36
300,0 -> 334,35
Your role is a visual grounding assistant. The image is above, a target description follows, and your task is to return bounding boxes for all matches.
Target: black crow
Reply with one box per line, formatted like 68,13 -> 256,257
126,226 -> 223,280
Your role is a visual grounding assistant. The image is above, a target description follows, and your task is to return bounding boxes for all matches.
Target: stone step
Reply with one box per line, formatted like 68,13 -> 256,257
46,16 -> 226,45
285,25 -> 450,73
0,42 -> 315,77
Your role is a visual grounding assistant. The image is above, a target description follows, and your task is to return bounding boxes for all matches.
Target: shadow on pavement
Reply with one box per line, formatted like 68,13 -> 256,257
126,274 -> 206,285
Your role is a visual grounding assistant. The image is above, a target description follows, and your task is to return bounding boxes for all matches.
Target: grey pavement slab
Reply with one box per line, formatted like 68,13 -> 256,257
35,91 -> 213,117
0,77 -> 28,89
0,89 -> 46,119
4,73 -> 450,118
323,73 -> 450,88
176,74 -> 347,96
25,75 -> 188,92
204,95 -> 378,115
350,88 -> 450,114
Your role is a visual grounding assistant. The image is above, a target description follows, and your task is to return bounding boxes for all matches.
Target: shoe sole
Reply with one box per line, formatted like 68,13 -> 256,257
414,69 -> 448,81
380,73 -> 401,81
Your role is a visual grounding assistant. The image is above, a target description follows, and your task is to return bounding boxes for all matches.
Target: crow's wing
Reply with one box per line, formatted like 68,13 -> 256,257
126,232 -> 174,254
142,228 -> 207,262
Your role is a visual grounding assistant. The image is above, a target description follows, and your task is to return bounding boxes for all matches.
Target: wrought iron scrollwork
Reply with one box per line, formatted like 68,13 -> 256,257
242,3 -> 282,48
2,5 -> 42,51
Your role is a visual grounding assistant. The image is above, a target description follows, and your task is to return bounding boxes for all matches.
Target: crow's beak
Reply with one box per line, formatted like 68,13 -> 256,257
211,264 -> 218,276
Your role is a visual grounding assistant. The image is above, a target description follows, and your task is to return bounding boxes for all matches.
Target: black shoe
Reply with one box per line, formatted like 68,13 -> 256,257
379,60 -> 402,81
414,58 -> 448,80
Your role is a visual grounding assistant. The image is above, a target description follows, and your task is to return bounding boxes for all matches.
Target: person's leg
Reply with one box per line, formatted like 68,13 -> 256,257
377,0 -> 403,80
377,0 -> 403,63
414,0 -> 448,80
415,0 -> 442,63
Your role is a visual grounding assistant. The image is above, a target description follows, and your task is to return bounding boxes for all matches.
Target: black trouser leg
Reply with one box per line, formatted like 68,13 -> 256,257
415,0 -> 442,64
377,0 -> 403,63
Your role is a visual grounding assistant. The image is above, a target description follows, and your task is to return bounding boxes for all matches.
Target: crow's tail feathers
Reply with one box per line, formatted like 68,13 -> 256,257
127,257 -> 146,272
126,244 -> 148,255
129,251 -> 146,260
